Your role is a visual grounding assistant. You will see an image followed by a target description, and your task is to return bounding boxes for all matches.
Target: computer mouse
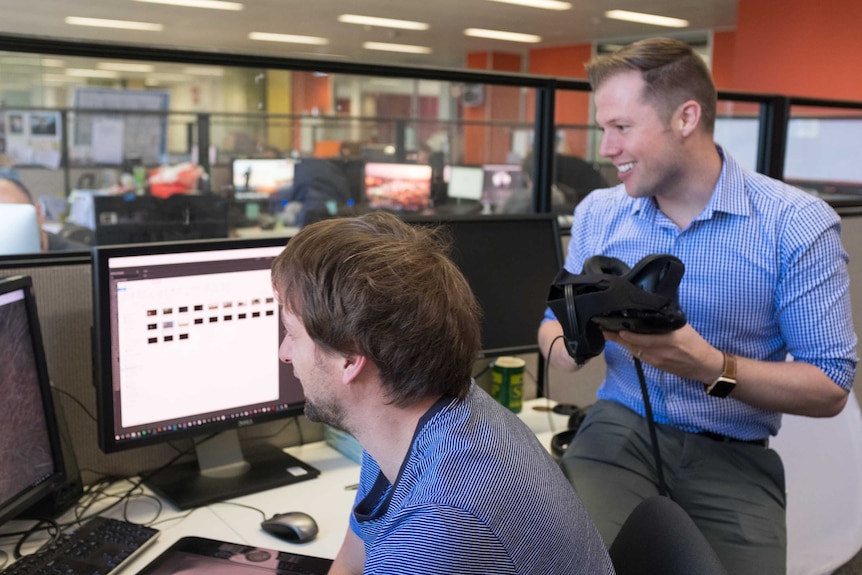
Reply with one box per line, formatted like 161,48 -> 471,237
261,511 -> 319,544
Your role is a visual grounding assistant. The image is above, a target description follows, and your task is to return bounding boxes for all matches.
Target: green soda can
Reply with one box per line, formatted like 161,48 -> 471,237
491,356 -> 525,413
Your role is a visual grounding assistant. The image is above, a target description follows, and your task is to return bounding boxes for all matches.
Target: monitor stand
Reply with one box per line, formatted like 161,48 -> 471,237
144,429 -> 319,510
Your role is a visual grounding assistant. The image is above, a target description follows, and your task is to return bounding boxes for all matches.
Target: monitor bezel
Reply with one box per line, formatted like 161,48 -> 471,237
0,275 -> 67,524
91,236 -> 299,455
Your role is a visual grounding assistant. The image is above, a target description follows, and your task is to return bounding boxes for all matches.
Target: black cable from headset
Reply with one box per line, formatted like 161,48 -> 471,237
633,357 -> 669,497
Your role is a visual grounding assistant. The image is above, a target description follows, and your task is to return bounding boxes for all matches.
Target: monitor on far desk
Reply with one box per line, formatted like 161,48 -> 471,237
444,165 -> 484,203
0,204 -> 42,255
92,237 -> 318,510
231,158 -> 297,198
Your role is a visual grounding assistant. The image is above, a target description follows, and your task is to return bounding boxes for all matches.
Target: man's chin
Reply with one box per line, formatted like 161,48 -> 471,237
303,403 -> 324,423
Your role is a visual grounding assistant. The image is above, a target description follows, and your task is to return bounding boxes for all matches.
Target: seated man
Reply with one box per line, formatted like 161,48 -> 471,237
271,212 -> 613,575
0,178 -> 88,251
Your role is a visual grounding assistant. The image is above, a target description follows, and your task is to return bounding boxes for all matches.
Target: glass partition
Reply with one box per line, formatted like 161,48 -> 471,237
714,100 -> 762,173
0,50 -> 551,257
784,104 -> 862,203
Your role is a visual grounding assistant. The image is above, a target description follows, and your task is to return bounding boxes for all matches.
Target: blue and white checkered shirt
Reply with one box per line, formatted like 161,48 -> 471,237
545,147 -> 857,439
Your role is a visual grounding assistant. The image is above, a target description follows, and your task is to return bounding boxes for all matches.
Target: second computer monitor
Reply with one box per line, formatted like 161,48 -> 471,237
231,158 -> 297,196
0,204 -> 41,255
364,162 -> 432,211
444,166 -> 485,202
482,164 -> 524,208
92,238 -> 318,509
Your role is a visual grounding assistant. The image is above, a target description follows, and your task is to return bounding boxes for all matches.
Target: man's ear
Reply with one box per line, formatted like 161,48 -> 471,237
342,354 -> 368,385
676,99 -> 702,137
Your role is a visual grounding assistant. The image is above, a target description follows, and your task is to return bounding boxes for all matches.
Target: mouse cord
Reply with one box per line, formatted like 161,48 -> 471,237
633,357 -> 669,498
212,501 -> 267,521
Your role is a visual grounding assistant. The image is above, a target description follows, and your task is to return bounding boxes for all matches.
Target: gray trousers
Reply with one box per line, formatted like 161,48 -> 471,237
560,400 -> 787,575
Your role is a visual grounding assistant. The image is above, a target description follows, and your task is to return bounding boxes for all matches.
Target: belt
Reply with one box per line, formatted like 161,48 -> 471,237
699,430 -> 768,448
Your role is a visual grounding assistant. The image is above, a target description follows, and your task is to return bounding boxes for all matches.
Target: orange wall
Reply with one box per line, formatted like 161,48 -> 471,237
527,44 -> 592,157
724,0 -> 862,101
464,51 -> 523,164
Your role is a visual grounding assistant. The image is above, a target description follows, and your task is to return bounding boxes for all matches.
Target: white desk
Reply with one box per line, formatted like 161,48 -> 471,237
0,400 -> 565,573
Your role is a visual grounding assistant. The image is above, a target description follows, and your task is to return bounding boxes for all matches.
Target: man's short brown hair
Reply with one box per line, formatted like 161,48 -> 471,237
586,37 -> 717,134
271,211 -> 481,407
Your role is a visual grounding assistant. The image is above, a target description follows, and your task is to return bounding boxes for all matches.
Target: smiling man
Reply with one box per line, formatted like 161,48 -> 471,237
538,37 -> 856,574
271,211 -> 613,575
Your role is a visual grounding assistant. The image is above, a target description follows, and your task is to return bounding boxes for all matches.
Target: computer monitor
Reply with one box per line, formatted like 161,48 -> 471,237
231,158 -> 297,197
444,166 -> 485,202
404,214 -> 562,356
0,204 -> 42,255
482,164 -> 524,208
0,275 -> 67,525
364,163 -> 432,211
93,195 -> 229,245
92,238 -> 319,510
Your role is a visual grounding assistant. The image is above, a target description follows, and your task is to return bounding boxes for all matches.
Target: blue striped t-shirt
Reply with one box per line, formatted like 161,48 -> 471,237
349,383 -> 614,575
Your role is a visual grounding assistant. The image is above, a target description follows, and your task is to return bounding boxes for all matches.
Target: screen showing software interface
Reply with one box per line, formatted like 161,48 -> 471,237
107,247 -> 304,441
0,288 -> 55,507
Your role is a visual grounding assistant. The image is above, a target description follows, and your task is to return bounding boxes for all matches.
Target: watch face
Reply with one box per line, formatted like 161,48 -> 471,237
708,378 -> 736,398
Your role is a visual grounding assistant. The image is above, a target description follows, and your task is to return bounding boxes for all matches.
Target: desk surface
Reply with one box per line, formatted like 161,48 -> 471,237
0,399 -> 568,573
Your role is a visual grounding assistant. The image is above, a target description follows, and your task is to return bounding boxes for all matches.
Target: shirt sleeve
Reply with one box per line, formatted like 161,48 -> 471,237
776,200 -> 857,388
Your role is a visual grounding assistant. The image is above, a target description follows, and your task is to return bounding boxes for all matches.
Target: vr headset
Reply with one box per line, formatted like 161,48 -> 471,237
546,254 -> 687,365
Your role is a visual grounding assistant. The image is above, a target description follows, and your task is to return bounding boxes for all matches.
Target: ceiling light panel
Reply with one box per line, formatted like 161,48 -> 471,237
604,10 -> 689,28
249,32 -> 330,45
486,0 -> 571,10
464,28 -> 541,43
66,68 -> 121,78
98,62 -> 155,72
65,16 -> 164,31
184,66 -> 225,76
133,0 -> 243,10
362,42 -> 432,54
338,14 -> 429,30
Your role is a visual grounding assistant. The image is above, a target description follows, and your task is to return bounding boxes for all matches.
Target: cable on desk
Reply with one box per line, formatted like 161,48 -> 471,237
147,508 -> 197,529
211,501 -> 267,521
12,518 -> 59,560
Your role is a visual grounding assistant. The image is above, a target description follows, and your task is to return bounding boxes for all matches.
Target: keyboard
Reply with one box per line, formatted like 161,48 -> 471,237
1,516 -> 159,575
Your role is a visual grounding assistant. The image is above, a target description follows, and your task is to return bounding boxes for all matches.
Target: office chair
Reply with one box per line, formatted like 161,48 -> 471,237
608,496 -> 728,575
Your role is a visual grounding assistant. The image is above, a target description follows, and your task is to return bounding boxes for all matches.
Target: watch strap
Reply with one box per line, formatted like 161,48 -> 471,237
704,352 -> 737,397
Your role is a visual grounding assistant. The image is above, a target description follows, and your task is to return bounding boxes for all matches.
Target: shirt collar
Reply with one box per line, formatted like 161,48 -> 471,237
702,145 -> 750,219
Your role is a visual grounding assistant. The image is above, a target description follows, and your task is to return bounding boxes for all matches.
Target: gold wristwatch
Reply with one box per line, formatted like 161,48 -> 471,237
705,352 -> 737,397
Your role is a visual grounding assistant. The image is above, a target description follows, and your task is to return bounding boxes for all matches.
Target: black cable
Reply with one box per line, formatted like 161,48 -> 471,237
12,518 -> 59,560
52,384 -> 96,422
633,357 -> 669,497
